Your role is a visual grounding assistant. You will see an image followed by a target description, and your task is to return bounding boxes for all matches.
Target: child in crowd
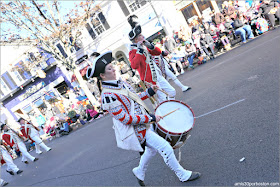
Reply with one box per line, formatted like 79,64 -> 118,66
217,23 -> 232,51
86,104 -> 103,122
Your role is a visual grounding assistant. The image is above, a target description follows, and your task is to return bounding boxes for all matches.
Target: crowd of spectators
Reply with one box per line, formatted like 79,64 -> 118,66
25,87 -> 105,141
154,0 -> 279,71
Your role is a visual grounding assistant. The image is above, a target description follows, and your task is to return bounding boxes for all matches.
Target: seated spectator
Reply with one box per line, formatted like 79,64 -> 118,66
168,47 -> 185,76
200,33 -> 216,59
59,119 -> 71,136
234,1 -> 247,13
86,104 -> 103,122
222,1 -> 237,20
224,15 -> 234,30
67,110 -> 86,125
233,13 -> 254,43
258,0 -> 280,29
185,41 -> 196,69
217,23 -> 232,51
213,12 -> 225,27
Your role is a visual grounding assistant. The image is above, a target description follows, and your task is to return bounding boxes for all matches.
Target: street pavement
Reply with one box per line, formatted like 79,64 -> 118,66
1,27 -> 279,186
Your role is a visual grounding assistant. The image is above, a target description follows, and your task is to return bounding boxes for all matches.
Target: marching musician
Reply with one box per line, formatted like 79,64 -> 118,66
1,124 -> 39,164
152,52 -> 191,94
128,15 -> 191,103
86,51 -> 200,186
1,140 -> 23,175
0,178 -> 8,187
18,118 -> 52,154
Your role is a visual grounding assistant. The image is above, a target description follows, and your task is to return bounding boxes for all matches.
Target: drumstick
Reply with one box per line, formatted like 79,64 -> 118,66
162,108 -> 180,118
145,82 -> 170,96
157,88 -> 170,96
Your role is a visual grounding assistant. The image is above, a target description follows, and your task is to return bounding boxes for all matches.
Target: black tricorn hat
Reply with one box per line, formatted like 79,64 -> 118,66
128,15 -> 142,41
17,117 -> 25,122
1,123 -> 6,130
86,51 -> 113,79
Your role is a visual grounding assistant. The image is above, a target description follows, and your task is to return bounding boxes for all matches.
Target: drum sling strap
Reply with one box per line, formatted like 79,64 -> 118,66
102,87 -> 151,114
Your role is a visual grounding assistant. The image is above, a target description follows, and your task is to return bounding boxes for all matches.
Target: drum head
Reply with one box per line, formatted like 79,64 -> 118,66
155,100 -> 194,134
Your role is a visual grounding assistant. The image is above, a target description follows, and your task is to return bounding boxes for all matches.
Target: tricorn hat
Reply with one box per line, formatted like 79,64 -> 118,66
128,15 -> 142,41
1,123 -> 6,130
86,51 -> 113,79
17,117 -> 24,122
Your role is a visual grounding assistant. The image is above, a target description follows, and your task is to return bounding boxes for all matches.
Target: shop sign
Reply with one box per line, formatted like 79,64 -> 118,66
19,81 -> 46,100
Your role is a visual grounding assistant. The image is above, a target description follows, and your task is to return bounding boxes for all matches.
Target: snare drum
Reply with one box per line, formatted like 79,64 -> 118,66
154,100 -> 195,149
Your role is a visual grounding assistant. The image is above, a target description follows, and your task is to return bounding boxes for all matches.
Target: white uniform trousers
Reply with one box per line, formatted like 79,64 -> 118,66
165,66 -> 177,81
30,128 -> 51,153
134,128 -> 192,182
1,150 -> 19,173
0,179 -> 6,186
31,135 -> 51,153
17,142 -> 35,162
156,74 -> 176,103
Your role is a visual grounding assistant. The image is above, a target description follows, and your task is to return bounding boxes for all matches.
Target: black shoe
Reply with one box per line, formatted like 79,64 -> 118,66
6,170 -> 14,175
269,26 -> 275,30
2,181 -> 9,186
17,170 -> 23,174
184,172 -> 201,182
134,177 -> 145,186
47,148 -> 52,152
23,161 -> 29,164
33,158 -> 39,162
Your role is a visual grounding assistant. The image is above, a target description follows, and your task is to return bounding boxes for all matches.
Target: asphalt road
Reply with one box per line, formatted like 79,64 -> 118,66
1,27 -> 279,186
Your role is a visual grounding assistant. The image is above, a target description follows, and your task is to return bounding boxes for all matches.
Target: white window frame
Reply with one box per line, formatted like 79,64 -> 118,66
9,70 -> 25,86
90,12 -> 107,36
125,0 -> 147,13
0,78 -> 11,95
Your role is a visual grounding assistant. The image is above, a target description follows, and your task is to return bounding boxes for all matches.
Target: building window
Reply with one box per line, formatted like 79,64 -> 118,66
56,43 -> 68,58
13,70 -> 24,82
181,3 -> 198,23
196,0 -> 213,15
23,104 -> 33,113
69,36 -> 81,52
0,78 -> 10,93
86,23 -> 96,40
86,12 -> 110,40
90,12 -> 110,34
126,0 -> 147,12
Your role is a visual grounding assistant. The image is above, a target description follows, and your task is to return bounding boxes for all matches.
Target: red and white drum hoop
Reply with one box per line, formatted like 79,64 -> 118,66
154,100 -> 195,149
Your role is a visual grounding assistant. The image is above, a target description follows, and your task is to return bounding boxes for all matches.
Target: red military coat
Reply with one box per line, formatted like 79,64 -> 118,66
2,133 -> 16,148
129,44 -> 162,85
20,124 -> 35,143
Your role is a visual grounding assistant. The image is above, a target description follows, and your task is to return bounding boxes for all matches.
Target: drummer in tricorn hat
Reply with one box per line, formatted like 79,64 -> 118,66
86,51 -> 200,186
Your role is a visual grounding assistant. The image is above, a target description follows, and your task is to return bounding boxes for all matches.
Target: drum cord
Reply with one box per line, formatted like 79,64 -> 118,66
29,156 -> 140,186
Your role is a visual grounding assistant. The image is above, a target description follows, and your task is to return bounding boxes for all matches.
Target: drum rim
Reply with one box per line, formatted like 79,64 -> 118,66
155,100 -> 195,135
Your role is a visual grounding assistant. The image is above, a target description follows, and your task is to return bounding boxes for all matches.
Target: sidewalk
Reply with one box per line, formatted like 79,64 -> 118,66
41,114 -> 108,142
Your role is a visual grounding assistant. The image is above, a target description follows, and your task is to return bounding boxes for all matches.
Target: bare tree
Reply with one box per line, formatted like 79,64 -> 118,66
1,0 -> 100,106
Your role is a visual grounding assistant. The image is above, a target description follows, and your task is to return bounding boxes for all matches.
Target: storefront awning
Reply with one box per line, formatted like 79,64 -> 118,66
71,65 -> 89,82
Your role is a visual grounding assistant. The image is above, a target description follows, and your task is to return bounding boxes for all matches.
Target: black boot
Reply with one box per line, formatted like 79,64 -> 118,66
6,170 -> 14,175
